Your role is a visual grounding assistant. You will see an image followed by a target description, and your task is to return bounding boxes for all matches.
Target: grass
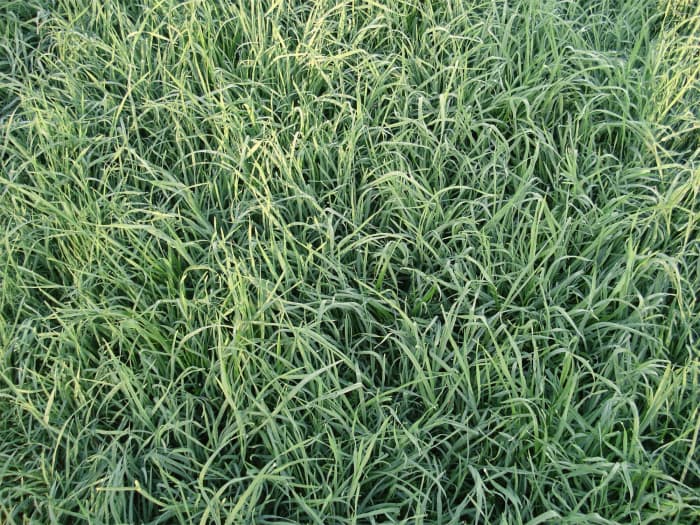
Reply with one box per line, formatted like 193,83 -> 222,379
1,0 -> 699,523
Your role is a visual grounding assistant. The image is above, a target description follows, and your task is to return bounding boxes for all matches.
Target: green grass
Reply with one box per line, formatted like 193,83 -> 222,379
1,0 -> 699,523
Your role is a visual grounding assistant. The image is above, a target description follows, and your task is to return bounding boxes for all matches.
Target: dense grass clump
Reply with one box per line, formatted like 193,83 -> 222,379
1,0 -> 699,523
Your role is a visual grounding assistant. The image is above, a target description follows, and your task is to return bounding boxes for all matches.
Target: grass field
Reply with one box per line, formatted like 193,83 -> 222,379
1,0 -> 699,523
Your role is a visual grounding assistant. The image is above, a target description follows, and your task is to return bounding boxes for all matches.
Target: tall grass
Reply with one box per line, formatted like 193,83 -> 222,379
1,0 -> 699,523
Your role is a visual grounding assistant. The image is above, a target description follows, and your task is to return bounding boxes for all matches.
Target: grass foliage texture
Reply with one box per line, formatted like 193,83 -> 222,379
1,0 -> 699,523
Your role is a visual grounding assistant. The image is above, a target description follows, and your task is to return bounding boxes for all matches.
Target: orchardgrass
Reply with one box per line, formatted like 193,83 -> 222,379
1,0 -> 699,523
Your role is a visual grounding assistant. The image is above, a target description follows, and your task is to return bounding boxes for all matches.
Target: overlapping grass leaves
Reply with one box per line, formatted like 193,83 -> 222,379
1,0 -> 699,523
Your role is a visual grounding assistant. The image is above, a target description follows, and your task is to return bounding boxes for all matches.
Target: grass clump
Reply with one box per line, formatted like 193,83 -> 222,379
1,0 -> 699,523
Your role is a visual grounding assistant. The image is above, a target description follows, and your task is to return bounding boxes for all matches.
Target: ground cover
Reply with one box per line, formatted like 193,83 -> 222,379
1,0 -> 699,523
